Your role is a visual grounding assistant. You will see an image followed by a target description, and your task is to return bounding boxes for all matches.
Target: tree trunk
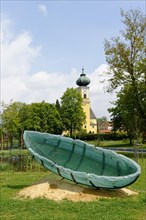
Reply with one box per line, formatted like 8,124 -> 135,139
9,135 -> 13,149
19,129 -> 24,149
70,126 -> 73,138
0,133 -> 4,150
129,135 -> 134,146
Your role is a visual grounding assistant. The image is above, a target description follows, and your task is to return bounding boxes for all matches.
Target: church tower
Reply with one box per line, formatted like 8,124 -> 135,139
76,68 -> 91,132
76,68 -> 98,133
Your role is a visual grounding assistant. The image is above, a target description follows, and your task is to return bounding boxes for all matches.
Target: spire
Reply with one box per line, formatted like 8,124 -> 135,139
76,68 -> 90,86
81,67 -> 85,76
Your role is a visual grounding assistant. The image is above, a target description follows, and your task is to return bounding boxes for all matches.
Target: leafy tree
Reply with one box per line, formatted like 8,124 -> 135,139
109,84 -> 143,145
104,8 -> 146,140
1,101 -> 25,148
60,88 -> 86,137
97,116 -> 107,123
55,99 -> 61,112
1,101 -> 63,149
97,116 -> 108,132
19,102 -> 62,134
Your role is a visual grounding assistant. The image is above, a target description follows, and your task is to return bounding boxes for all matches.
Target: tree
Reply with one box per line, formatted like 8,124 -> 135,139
108,84 -> 143,145
104,8 -> 146,140
55,99 -> 61,112
60,88 -> 86,137
1,101 -> 25,148
97,116 -> 108,132
97,116 -> 107,123
19,102 -> 63,134
1,101 -> 63,149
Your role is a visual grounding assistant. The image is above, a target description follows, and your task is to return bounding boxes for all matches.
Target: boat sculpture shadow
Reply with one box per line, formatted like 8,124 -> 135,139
23,131 -> 141,189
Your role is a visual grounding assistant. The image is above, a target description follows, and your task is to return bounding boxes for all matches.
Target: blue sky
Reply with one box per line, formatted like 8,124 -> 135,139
1,0 -> 145,119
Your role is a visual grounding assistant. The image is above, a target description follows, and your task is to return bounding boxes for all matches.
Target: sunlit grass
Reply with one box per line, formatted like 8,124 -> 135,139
87,139 -> 146,149
1,157 -> 146,220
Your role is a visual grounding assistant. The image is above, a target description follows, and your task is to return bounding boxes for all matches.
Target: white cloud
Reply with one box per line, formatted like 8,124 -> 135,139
26,71 -> 66,90
1,17 -> 41,102
88,65 -> 116,119
38,4 -> 48,16
2,32 -> 40,79
1,16 -> 13,43
1,17 -> 115,120
23,69 -> 78,104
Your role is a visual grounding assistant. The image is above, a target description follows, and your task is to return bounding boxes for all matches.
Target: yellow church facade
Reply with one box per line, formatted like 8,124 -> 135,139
76,69 -> 98,134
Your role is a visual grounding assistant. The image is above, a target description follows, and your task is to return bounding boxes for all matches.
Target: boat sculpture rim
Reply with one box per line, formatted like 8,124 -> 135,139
23,130 -> 141,189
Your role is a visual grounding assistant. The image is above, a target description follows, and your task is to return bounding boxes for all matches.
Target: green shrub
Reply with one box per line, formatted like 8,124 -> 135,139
73,132 -> 129,141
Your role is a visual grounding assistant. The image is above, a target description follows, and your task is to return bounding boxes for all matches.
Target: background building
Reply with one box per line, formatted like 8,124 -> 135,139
98,120 -> 113,133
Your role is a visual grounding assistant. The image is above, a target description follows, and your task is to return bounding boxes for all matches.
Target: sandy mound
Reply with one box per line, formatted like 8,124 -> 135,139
18,174 -> 138,202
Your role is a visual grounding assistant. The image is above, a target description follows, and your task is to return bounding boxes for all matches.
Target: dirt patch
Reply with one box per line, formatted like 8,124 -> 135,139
18,174 -> 138,202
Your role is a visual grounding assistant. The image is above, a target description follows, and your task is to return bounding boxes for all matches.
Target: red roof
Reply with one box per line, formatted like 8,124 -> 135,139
99,130 -> 111,133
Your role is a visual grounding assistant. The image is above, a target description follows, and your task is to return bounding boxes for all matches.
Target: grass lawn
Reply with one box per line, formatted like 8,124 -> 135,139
1,157 -> 146,220
87,140 -> 146,149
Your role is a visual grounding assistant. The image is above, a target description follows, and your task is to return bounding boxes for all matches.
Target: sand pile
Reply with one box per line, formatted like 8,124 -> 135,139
18,174 -> 138,202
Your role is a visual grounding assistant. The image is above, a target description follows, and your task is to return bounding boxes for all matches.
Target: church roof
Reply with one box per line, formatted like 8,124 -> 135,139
76,68 -> 90,86
90,108 -> 97,119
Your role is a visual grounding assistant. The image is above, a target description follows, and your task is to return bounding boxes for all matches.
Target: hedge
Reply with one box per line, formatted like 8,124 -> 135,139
72,132 -> 129,141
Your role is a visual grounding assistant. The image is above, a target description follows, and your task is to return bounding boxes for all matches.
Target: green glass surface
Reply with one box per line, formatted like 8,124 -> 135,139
23,131 -> 141,189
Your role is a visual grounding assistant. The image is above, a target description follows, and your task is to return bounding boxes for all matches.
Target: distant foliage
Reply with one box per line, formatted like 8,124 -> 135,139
70,132 -> 129,141
0,101 -> 62,149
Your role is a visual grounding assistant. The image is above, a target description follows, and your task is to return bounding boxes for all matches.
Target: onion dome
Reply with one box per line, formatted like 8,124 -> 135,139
76,68 -> 90,86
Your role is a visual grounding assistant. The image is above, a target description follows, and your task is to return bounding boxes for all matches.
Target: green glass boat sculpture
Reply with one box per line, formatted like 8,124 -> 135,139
23,131 -> 141,189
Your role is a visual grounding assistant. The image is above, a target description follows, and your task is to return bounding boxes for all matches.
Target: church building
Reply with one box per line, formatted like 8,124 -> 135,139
76,69 -> 98,133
